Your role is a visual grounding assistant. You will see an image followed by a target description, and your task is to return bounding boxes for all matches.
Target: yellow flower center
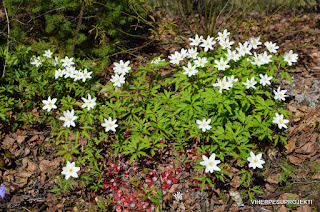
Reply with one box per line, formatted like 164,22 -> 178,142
253,158 -> 258,163
208,161 -> 213,166
69,168 -> 73,172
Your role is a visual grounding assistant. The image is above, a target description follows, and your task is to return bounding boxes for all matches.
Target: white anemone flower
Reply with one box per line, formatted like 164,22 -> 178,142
200,36 -> 216,52
180,48 -> 188,59
273,87 -> 288,101
227,75 -> 238,87
189,34 -> 203,46
72,70 -> 82,81
61,56 -> 75,67
53,56 -> 60,66
113,60 -> 131,75
261,51 -> 273,64
264,41 -> 279,53
196,118 -> 212,132
219,38 -> 234,49
194,57 -> 208,68
61,161 -> 80,180
64,66 -> 76,78
283,50 -> 298,66
213,76 -> 232,93
216,29 -> 230,42
187,47 -> 199,59
43,49 -> 53,58
55,69 -> 64,79
242,77 -> 257,89
259,74 -> 273,86
30,56 -> 42,67
236,41 -> 252,56
168,51 -> 183,65
110,73 -> 126,87
173,192 -> 183,202
225,49 -> 240,62
249,36 -> 262,49
42,96 -> 57,112
151,57 -> 165,65
81,68 -> 92,82
273,113 -> 289,129
247,152 -> 265,169
214,57 -> 230,71
59,109 -> 78,128
101,117 -> 118,132
81,94 -> 97,110
200,153 -> 221,173
182,62 -> 198,77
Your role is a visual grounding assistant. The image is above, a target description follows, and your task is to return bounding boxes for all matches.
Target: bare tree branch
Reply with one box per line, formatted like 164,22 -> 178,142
70,1 -> 85,57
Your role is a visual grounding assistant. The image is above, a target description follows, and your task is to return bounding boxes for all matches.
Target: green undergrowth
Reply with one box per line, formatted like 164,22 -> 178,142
0,29 -> 299,210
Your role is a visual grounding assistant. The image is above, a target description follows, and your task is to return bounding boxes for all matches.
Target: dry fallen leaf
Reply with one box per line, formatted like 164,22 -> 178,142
279,193 -> 299,200
266,174 -> 281,184
265,183 -> 276,192
16,135 -> 27,144
279,205 -> 290,212
29,135 -> 39,142
294,205 -> 312,212
3,135 -> 15,148
230,176 -> 241,189
295,140 -> 316,155
288,155 -> 304,165
39,160 -> 51,172
285,139 -> 296,154
312,172 -> 320,179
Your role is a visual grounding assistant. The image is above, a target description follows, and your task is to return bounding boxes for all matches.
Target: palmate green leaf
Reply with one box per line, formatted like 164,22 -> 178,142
284,71 -> 293,83
200,180 -> 206,192
206,177 -> 214,188
81,131 -> 91,140
155,143 -> 167,148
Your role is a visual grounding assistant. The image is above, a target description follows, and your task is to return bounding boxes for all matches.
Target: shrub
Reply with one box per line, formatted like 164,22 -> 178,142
3,0 -> 149,61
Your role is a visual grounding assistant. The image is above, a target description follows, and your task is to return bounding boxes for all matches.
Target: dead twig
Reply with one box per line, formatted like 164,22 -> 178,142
27,7 -> 68,24
0,197 -> 58,209
0,32 -> 26,46
70,1 -> 85,57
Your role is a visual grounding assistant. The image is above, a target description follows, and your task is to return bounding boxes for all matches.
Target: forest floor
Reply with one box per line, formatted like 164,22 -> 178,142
1,9 -> 320,212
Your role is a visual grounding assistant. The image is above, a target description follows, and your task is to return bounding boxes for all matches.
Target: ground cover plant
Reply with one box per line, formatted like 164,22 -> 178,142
0,27 -> 301,211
